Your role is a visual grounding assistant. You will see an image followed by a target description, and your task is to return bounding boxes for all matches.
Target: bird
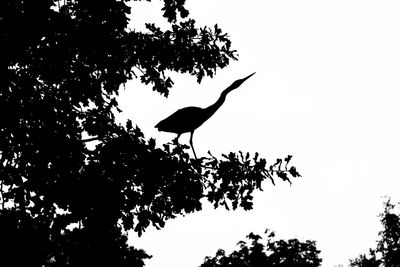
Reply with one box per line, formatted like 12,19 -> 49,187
155,72 -> 256,159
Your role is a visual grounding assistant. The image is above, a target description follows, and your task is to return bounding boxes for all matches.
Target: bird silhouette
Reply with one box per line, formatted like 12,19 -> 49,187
155,72 -> 256,159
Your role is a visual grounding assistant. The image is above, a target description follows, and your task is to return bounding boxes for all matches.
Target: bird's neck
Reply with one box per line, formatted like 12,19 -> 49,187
204,90 -> 228,118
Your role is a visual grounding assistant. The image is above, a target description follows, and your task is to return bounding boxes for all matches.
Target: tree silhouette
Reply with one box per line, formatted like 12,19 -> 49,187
0,1 -> 301,266
200,229 -> 322,267
350,198 -> 400,267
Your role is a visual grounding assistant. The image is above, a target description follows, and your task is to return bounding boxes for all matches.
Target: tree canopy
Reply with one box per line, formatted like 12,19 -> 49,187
200,230 -> 322,267
200,199 -> 400,267
0,0 -> 300,266
350,199 -> 400,267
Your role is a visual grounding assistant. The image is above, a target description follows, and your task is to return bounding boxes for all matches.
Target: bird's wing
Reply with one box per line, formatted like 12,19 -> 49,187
155,106 -> 204,133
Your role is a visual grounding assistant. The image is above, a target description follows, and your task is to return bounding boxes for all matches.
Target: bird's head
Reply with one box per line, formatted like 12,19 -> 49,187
227,72 -> 256,93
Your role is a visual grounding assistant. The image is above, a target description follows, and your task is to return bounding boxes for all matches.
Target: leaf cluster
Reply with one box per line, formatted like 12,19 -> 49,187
204,152 -> 300,210
350,199 -> 400,267
201,229 -> 322,267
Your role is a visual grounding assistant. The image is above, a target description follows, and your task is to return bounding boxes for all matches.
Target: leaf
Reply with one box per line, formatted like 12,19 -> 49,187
289,166 -> 301,178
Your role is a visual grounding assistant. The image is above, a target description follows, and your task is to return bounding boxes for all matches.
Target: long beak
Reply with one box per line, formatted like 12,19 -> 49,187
226,72 -> 256,93
242,72 -> 256,81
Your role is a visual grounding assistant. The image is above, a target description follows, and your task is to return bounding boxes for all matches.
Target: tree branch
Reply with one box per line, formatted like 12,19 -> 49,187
82,136 -> 100,143
0,180 -> 4,210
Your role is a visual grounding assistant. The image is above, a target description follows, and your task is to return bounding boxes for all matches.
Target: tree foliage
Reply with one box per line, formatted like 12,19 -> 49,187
0,0 -> 301,266
200,230 -> 322,267
350,199 -> 400,267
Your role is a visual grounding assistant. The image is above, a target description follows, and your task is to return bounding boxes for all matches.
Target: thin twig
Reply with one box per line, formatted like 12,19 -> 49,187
135,66 -> 146,75
82,136 -> 99,142
0,180 -> 4,210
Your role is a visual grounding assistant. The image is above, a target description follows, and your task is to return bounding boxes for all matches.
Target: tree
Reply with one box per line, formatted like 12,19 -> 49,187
200,230 -> 322,267
0,0 -> 301,266
350,199 -> 400,267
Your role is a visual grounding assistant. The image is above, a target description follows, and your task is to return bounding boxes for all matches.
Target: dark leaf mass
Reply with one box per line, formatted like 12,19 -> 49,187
200,229 -> 322,267
350,199 -> 400,267
0,0 -> 300,266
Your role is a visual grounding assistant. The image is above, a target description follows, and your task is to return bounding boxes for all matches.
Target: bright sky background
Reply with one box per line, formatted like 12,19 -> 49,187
116,1 -> 400,266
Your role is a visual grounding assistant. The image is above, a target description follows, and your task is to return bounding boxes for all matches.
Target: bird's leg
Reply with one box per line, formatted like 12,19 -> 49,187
189,131 -> 197,159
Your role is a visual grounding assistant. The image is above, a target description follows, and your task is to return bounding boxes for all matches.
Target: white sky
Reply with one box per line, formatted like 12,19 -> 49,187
117,1 -> 400,266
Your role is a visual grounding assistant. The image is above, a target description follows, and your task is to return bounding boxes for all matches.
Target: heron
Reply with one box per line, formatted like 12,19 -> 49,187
155,72 -> 256,159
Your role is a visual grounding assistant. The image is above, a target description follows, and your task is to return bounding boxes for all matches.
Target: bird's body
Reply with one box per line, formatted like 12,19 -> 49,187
155,106 -> 208,135
156,72 -> 256,158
